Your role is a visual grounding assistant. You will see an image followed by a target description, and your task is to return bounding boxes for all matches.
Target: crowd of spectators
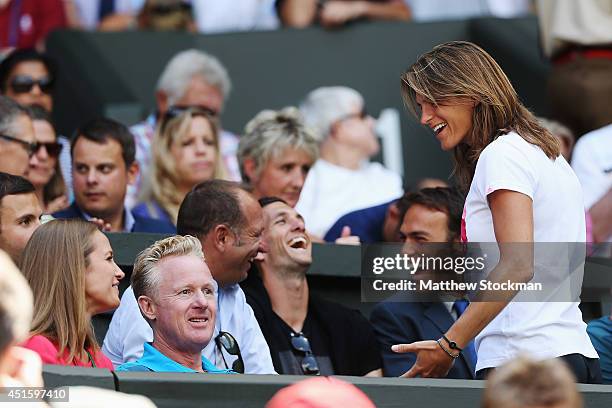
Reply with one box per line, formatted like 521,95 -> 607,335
0,0 -> 610,407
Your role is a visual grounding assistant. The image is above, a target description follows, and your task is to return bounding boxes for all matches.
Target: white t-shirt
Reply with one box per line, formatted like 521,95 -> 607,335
464,132 -> 598,371
295,159 -> 403,238
571,124 -> 612,241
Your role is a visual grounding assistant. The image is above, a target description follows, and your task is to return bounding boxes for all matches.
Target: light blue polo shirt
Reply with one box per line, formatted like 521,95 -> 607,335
116,343 -> 234,374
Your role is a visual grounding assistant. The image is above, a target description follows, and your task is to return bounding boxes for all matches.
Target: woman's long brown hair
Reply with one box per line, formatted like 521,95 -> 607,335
20,219 -> 99,364
401,41 -> 560,191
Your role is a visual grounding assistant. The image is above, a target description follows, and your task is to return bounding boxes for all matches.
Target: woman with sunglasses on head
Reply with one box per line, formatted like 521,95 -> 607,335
20,219 -> 124,370
391,41 -> 601,383
134,106 -> 227,225
25,105 -> 68,213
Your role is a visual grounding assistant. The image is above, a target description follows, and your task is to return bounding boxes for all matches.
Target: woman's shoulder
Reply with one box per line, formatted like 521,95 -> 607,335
479,131 -> 534,161
21,335 -> 61,364
22,335 -> 58,352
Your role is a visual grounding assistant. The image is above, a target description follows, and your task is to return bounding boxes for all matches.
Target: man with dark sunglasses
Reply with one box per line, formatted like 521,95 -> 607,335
0,49 -> 55,113
0,49 -> 74,201
0,96 -> 38,178
241,197 -> 383,376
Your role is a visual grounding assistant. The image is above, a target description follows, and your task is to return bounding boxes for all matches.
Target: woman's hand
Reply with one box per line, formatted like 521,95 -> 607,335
392,340 -> 455,378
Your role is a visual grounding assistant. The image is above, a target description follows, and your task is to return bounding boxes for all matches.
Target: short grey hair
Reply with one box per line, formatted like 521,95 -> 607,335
0,250 -> 33,354
156,49 -> 232,106
299,86 -> 364,141
0,95 -> 28,136
132,235 -> 213,325
238,107 -> 319,183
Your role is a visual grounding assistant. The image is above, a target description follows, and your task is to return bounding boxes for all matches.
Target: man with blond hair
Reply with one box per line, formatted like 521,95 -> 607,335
117,235 -> 232,373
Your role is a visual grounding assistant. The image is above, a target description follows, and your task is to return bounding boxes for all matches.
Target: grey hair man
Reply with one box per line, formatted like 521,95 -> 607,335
296,86 -> 403,238
238,107 -> 319,208
0,96 -> 38,177
103,180 -> 275,373
127,49 -> 239,207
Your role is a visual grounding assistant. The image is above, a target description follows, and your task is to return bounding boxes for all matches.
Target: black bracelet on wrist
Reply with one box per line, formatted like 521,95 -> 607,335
442,334 -> 463,352
436,339 -> 459,359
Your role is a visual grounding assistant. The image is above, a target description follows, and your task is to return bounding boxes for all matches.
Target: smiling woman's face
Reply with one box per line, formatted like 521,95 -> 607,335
416,94 -> 474,151
84,230 -> 124,315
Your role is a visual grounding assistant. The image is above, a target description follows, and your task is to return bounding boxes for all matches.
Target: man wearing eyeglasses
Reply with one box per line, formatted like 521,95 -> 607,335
0,96 -> 38,178
241,197 -> 383,376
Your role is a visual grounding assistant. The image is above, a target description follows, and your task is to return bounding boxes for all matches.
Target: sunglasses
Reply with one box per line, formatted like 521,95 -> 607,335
34,141 -> 63,158
215,331 -> 245,374
0,133 -> 37,157
290,332 -> 320,375
9,75 -> 54,94
160,105 -> 218,134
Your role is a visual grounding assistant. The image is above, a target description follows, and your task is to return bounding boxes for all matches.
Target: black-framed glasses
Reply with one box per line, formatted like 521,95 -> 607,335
290,332 -> 320,375
9,75 -> 54,94
0,134 -> 36,157
215,331 -> 245,374
33,141 -> 63,158
160,104 -> 218,134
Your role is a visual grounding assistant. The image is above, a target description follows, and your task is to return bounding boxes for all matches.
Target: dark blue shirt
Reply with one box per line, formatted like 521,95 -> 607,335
324,200 -> 394,243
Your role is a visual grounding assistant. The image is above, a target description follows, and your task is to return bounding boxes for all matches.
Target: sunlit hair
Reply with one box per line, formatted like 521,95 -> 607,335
481,356 -> 582,408
19,219 -> 99,364
0,250 -> 33,355
132,235 -> 209,325
238,107 -> 319,183
141,109 -> 226,224
401,41 -> 560,190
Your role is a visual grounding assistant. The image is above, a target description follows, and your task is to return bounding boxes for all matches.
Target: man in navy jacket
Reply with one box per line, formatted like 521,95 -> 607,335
370,187 -> 475,379
54,118 -> 174,234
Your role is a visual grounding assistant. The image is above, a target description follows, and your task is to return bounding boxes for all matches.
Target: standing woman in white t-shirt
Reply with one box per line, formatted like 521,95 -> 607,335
392,41 -> 601,383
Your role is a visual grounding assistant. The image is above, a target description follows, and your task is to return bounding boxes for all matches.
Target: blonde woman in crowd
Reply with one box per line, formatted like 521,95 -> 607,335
134,107 -> 226,225
25,105 -> 68,213
20,219 -> 124,369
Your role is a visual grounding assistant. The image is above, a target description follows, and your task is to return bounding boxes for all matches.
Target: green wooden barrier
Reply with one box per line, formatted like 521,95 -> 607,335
42,364 -> 116,390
